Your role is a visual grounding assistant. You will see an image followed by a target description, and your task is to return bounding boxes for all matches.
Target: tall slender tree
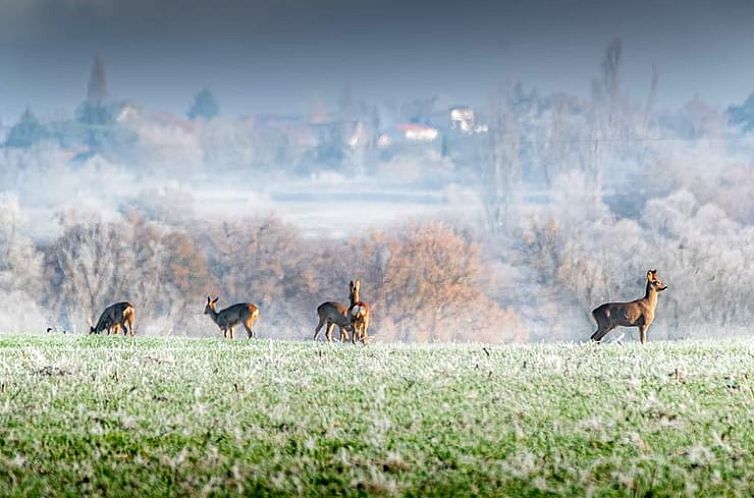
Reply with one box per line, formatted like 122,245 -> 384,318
87,55 -> 109,103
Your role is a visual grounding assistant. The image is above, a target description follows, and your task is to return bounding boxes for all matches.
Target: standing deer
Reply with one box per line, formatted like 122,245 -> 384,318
348,280 -> 370,344
89,302 -> 135,336
590,269 -> 668,344
314,279 -> 356,343
204,296 -> 259,339
313,301 -> 353,342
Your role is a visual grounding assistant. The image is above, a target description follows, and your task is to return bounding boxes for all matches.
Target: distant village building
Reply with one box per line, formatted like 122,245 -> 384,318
447,106 -> 488,134
115,102 -> 141,123
397,123 -> 439,142
449,106 -> 475,132
376,123 -> 440,147
377,133 -> 392,147
345,121 -> 369,148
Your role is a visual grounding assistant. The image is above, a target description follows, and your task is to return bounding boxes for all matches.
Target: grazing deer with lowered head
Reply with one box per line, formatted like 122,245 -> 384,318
348,280 -> 370,344
314,280 -> 356,342
590,269 -> 668,344
204,296 -> 259,339
89,302 -> 135,336
313,301 -> 353,342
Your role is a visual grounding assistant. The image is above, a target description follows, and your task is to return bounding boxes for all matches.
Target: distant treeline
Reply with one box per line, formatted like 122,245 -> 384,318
7,209 -> 517,341
1,182 -> 752,342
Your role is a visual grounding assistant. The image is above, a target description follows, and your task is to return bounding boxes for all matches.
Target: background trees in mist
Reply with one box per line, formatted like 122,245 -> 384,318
30,212 -> 522,342
188,89 -> 220,120
4,109 -> 49,148
0,194 -> 47,331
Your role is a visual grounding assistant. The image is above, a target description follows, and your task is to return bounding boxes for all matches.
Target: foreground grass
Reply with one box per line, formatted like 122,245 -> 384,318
1,336 -> 754,497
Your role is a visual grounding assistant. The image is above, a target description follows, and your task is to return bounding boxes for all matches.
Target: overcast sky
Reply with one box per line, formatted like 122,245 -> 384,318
1,0 -> 754,121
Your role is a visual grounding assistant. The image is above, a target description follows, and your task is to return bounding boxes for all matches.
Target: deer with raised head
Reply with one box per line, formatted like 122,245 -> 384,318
590,269 -> 668,344
89,302 -> 135,336
348,280 -> 370,344
204,296 -> 259,339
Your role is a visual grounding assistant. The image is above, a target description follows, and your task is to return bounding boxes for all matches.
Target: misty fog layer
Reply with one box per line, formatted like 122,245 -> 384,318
2,40 -> 754,341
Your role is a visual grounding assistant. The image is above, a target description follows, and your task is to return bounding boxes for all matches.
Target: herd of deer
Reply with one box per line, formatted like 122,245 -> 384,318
85,270 -> 668,344
87,279 -> 373,344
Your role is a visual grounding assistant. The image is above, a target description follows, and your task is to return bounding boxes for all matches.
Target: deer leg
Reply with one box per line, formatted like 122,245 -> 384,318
325,321 -> 335,342
244,320 -> 253,339
223,328 -> 228,339
591,325 -> 613,343
639,325 -> 648,344
339,325 -> 349,342
596,327 -> 613,342
590,328 -> 602,342
314,315 -> 326,341
361,318 -> 370,344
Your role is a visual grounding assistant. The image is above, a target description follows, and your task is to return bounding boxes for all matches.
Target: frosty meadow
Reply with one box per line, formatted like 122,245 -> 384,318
2,336 -> 754,497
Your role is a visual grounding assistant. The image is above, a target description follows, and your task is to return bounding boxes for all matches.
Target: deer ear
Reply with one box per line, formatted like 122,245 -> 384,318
207,296 -> 211,303
212,297 -> 219,304
647,271 -> 654,280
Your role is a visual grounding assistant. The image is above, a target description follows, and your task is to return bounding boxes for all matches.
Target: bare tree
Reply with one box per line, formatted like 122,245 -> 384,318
377,223 -> 521,342
45,215 -> 131,332
482,88 -> 522,237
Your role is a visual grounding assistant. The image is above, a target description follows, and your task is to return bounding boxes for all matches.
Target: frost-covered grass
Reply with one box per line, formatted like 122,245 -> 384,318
1,336 -> 754,497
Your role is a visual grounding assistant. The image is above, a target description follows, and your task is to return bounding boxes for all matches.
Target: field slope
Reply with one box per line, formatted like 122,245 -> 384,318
1,336 -> 754,497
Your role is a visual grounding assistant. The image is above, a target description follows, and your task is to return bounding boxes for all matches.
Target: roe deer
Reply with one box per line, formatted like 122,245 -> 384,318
204,296 -> 259,339
348,280 -> 370,344
313,301 -> 353,342
89,302 -> 135,336
590,269 -> 668,344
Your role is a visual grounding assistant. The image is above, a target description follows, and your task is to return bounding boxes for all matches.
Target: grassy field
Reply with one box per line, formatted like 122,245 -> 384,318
1,336 -> 754,497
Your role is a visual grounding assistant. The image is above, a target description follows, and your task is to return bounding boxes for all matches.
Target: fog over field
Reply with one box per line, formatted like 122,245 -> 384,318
2,0 -> 754,341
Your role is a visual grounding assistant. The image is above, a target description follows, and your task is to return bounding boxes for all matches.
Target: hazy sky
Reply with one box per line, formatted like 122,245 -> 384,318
1,0 -> 754,121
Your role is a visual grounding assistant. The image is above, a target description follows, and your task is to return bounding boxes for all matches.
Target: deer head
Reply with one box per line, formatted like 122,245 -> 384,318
204,296 -> 219,315
349,280 -> 361,303
647,269 -> 668,291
